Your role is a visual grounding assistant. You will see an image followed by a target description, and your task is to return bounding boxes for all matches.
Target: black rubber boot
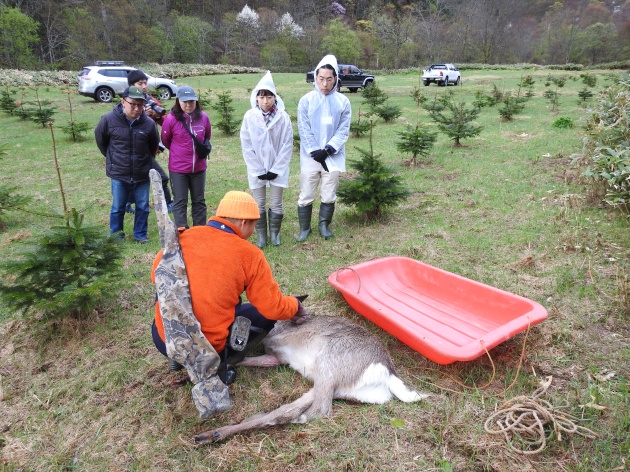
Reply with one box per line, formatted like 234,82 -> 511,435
218,364 -> 237,385
255,211 -> 267,248
168,358 -> 184,372
318,202 -> 335,239
268,209 -> 283,246
296,205 -> 313,242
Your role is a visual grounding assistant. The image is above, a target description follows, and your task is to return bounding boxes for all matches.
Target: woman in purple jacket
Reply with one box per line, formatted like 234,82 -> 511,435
161,86 -> 211,228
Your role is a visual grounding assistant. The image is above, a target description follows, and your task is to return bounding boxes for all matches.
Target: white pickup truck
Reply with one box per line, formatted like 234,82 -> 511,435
421,64 -> 461,86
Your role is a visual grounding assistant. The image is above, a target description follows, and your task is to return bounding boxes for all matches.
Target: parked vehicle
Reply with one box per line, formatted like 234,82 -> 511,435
306,64 -> 375,92
77,61 -> 179,103
421,64 -> 461,86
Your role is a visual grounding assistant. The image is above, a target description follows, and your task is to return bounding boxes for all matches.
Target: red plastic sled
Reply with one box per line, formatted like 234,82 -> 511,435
328,257 -> 548,365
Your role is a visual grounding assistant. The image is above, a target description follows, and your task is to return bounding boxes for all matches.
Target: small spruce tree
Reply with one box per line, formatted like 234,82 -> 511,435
0,124 -> 122,320
518,75 -> 536,99
0,87 -> 18,115
60,90 -> 90,141
374,104 -> 402,122
410,84 -> 428,108
30,89 -> 56,127
430,99 -> 482,146
0,143 -> 31,229
577,88 -> 593,104
361,82 -> 388,109
498,91 -> 526,121
211,91 -> 240,136
580,73 -> 597,88
350,109 -> 371,138
197,88 -> 213,110
543,89 -> 560,112
15,96 -> 32,121
396,124 -> 438,166
337,123 -> 410,220
473,89 -> 497,108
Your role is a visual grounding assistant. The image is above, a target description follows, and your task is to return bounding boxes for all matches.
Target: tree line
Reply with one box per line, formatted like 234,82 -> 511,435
1,0 -> 629,71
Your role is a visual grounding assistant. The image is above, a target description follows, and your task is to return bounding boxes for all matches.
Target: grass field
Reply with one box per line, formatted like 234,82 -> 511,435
0,69 -> 629,471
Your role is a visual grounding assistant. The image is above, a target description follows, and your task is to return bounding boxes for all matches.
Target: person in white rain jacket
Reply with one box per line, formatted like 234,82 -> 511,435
240,71 -> 293,247
297,54 -> 351,241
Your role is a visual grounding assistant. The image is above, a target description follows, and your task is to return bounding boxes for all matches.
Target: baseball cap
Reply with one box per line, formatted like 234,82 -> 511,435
177,85 -> 198,101
121,86 -> 145,100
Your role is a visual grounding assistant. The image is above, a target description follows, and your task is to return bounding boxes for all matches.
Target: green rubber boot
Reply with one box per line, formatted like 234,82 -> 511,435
255,211 -> 267,248
296,205 -> 313,242
318,202 -> 335,239
268,209 -> 283,246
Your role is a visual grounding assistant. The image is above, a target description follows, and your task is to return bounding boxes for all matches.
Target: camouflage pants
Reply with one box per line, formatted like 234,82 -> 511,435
149,169 -> 232,418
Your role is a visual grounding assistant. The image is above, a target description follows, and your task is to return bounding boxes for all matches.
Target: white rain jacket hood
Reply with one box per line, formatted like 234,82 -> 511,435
298,55 -> 351,173
240,71 -> 293,189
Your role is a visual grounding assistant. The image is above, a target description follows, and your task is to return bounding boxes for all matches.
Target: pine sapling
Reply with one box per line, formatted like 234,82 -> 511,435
498,89 -> 526,121
0,124 -> 122,320
578,88 -> 593,104
0,87 -> 18,115
211,91 -> 240,136
430,99 -> 482,146
30,88 -> 56,127
396,124 -> 437,166
543,89 -> 560,112
0,143 -> 31,229
518,75 -> 536,99
350,109 -> 371,138
361,82 -> 388,110
410,84 -> 428,108
374,104 -> 402,123
337,123 -> 410,220
15,90 -> 32,121
60,90 -> 90,141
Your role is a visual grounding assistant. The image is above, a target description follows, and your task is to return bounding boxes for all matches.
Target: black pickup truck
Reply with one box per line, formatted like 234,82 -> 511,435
306,64 -> 375,92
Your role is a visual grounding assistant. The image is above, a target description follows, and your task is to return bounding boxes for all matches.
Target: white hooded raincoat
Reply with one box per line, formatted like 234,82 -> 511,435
297,55 -> 351,173
240,71 -> 293,189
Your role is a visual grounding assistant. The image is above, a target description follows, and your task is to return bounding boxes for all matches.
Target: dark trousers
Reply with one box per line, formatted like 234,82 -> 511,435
127,157 -> 172,205
151,302 -> 276,362
170,170 -> 207,228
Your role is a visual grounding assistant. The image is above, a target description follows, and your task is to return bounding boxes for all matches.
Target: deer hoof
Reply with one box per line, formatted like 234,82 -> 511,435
192,430 -> 221,445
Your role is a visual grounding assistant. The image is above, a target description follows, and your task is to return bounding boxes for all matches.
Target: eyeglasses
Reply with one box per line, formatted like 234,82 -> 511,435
123,99 -> 145,109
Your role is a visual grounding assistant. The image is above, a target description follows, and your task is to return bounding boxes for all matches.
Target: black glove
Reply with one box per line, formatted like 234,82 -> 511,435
291,300 -> 309,325
258,173 -> 269,180
310,150 -> 329,172
311,149 -> 328,163
266,171 -> 278,180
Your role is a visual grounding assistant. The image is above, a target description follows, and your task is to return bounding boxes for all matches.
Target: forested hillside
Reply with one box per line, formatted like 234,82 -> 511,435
1,0 -> 629,71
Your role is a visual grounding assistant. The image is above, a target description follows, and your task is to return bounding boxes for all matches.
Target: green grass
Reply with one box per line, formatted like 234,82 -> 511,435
0,69 -> 629,470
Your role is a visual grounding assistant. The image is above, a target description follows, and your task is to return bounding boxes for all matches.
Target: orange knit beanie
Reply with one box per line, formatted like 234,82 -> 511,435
215,191 -> 260,219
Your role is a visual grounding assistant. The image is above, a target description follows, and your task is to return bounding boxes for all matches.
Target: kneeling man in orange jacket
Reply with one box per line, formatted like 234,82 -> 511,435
151,190 -> 307,384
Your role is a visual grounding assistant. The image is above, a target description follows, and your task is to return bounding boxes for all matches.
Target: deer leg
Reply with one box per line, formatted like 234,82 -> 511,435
237,354 -> 282,368
299,373 -> 335,421
193,389 -> 315,444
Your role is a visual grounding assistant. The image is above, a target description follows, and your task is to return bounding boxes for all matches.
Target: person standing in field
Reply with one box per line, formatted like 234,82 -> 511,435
240,71 -> 293,247
161,86 -> 211,228
95,85 -> 159,243
296,54 -> 351,241
125,69 -> 173,214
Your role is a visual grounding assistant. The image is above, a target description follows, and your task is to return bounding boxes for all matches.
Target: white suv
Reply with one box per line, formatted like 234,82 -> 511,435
77,61 -> 179,103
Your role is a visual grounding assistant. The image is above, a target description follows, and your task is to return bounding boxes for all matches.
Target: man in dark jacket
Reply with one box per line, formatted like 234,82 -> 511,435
125,69 -> 173,214
95,85 -> 159,243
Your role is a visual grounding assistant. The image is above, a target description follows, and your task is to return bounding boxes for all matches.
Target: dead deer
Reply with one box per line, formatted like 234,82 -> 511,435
193,314 -> 428,444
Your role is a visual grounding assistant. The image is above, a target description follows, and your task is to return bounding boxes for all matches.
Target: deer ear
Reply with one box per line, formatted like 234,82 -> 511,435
294,294 -> 309,303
